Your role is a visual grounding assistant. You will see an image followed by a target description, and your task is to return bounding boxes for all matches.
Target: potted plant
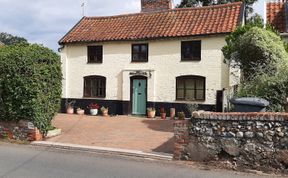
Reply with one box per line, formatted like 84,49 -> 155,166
76,108 -> 85,115
170,108 -> 176,119
178,112 -> 185,120
147,107 -> 156,118
65,100 -> 76,114
88,103 -> 100,116
160,107 -> 166,119
101,106 -> 109,117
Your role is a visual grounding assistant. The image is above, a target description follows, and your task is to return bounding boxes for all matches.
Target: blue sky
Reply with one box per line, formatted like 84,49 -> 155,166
0,0 -> 262,52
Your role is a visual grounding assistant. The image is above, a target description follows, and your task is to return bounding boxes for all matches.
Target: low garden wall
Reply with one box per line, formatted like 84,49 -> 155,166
0,120 -> 43,141
174,111 -> 288,172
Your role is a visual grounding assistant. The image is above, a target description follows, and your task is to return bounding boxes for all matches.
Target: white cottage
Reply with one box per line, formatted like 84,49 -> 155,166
59,0 -> 244,116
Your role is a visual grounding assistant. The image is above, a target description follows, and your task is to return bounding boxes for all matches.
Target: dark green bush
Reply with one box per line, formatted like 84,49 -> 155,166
233,27 -> 288,112
0,43 -> 62,134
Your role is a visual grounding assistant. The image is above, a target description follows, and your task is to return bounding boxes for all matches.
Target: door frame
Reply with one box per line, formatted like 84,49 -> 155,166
129,76 -> 147,115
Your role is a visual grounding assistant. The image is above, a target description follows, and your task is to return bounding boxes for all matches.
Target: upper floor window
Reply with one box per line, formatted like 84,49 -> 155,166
88,46 -> 103,63
176,75 -> 205,101
84,76 -> 106,98
181,41 -> 201,61
132,43 -> 148,62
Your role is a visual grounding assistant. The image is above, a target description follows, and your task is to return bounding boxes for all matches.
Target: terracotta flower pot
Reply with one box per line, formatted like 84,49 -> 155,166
102,110 -> 109,117
66,107 -> 74,114
77,109 -> 85,115
170,108 -> 175,119
147,110 -> 156,118
160,113 -> 166,119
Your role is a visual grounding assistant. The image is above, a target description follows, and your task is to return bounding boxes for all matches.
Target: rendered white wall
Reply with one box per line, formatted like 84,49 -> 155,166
61,36 -> 229,105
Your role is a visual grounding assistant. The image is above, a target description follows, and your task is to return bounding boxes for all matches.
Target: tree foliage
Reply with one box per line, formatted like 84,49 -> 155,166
176,0 -> 256,20
224,26 -> 288,111
0,32 -> 28,45
222,16 -> 281,80
0,43 -> 62,134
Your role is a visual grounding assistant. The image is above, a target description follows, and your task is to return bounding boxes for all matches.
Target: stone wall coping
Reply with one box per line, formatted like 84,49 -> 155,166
192,111 -> 288,121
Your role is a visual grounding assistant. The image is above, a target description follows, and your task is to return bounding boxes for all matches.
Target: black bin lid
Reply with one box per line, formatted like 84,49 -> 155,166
230,97 -> 269,107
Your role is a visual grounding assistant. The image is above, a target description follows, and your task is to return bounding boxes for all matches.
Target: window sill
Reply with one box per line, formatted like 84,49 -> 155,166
87,62 -> 103,64
83,96 -> 106,99
131,60 -> 148,63
175,99 -> 205,102
180,59 -> 201,62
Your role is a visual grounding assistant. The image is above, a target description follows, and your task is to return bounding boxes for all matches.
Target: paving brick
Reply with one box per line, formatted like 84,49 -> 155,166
46,114 -> 174,154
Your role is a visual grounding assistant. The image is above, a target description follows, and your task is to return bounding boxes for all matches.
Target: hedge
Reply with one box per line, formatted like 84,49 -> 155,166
0,43 -> 62,134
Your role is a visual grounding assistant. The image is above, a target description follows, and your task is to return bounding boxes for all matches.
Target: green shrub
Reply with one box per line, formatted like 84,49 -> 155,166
237,63 -> 288,112
234,27 -> 288,111
0,43 -> 62,134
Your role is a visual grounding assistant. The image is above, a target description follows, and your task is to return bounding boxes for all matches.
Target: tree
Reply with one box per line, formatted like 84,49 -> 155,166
224,26 -> 288,111
0,43 -> 62,134
222,18 -> 285,80
176,0 -> 257,21
0,32 -> 28,45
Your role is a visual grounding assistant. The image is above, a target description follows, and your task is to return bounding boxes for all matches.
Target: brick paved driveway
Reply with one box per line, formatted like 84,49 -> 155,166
46,114 -> 174,154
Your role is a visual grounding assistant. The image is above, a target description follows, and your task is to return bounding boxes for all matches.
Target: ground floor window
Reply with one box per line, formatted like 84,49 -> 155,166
84,76 -> 106,98
176,75 -> 205,101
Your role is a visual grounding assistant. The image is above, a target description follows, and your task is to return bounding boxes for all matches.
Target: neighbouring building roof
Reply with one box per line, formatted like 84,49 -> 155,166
59,2 -> 243,44
267,1 -> 288,33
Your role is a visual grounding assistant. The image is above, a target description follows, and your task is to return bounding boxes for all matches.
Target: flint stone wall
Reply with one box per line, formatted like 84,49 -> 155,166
174,112 -> 288,172
0,120 -> 43,141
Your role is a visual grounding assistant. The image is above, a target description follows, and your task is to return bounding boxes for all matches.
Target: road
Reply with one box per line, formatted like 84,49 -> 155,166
0,143 -> 282,178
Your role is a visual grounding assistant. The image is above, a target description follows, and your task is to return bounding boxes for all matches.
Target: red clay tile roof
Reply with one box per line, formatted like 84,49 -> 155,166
267,2 -> 287,33
59,2 -> 243,44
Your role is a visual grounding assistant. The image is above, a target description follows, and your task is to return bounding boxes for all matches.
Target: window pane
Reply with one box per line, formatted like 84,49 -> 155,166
185,89 -> 195,100
132,44 -> 148,61
91,79 -> 97,97
182,41 -> 201,60
183,44 -> 191,59
185,79 -> 195,89
177,79 -> 184,89
141,45 -> 147,52
84,79 -> 91,97
84,76 -> 106,97
88,46 -> 103,63
177,89 -> 184,99
133,45 -> 140,52
132,54 -> 139,61
139,53 -> 147,60
196,79 -> 204,89
196,90 -> 204,100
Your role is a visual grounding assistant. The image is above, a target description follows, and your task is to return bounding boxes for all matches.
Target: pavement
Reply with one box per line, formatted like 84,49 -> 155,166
32,141 -> 172,160
46,114 -> 175,154
0,143 -> 283,178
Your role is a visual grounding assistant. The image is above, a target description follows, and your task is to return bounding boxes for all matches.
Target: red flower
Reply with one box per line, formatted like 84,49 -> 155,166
88,103 -> 100,109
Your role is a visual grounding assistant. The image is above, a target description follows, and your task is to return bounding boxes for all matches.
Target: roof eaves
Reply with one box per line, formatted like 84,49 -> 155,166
60,32 -> 230,45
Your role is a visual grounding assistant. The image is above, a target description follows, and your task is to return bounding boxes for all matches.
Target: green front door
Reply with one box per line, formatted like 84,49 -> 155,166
132,79 -> 147,115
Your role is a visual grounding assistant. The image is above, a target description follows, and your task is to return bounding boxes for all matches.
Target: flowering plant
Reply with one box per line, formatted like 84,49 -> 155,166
88,103 -> 100,109
101,106 -> 108,112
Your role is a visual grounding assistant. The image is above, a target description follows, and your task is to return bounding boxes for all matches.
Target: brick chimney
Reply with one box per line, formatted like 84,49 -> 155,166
141,0 -> 172,12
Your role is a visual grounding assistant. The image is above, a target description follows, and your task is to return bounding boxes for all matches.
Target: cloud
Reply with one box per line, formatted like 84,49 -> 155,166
0,0 -> 139,51
0,0 -> 181,51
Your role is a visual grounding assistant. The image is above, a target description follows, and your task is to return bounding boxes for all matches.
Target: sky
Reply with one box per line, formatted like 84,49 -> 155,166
0,0 -> 261,52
